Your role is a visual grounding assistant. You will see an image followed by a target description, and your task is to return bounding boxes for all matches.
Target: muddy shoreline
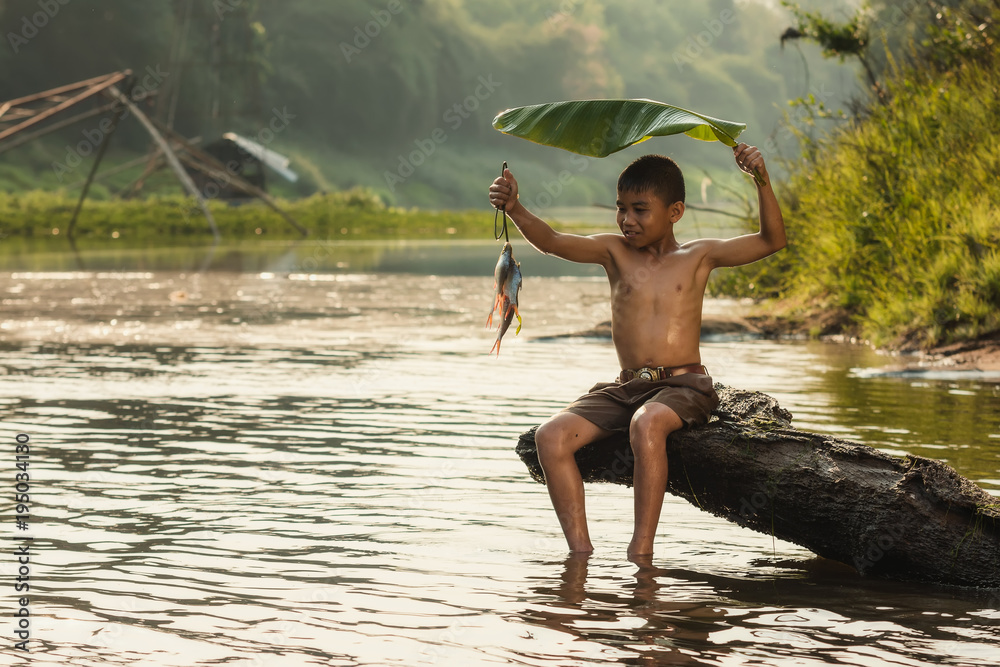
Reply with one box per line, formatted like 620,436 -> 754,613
745,309 -> 1000,374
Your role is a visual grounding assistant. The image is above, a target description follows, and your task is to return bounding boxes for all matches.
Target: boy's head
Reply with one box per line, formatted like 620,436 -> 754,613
617,154 -> 685,207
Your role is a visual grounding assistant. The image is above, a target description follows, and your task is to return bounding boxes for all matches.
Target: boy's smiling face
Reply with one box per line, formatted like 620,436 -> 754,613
616,188 -> 684,247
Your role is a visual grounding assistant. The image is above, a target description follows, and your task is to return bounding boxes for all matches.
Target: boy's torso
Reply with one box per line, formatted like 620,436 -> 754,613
601,236 -> 714,371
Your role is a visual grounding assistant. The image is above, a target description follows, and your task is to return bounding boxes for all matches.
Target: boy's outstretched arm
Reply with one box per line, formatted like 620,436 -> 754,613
489,168 -> 612,265
705,143 -> 787,268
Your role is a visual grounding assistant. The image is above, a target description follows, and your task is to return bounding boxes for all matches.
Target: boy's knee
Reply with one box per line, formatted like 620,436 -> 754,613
535,414 -> 593,465
534,419 -> 558,447
630,404 -> 682,443
535,420 -> 566,464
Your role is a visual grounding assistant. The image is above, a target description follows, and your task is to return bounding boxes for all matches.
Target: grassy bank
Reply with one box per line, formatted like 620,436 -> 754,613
0,188 -> 504,242
731,8 -> 1000,350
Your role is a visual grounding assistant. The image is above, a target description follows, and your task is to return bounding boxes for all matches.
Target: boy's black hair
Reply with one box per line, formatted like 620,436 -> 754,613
617,154 -> 685,206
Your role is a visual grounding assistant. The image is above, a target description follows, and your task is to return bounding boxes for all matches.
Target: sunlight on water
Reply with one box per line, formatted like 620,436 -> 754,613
1,254 -> 998,666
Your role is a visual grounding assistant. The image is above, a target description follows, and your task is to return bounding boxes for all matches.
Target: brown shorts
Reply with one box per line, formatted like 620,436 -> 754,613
562,371 -> 719,432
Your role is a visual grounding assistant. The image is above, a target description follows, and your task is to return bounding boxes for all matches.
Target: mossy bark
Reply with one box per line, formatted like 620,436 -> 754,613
515,384 -> 1000,588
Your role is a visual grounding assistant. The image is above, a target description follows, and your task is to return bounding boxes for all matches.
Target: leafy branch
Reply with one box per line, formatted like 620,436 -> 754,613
780,2 -> 883,100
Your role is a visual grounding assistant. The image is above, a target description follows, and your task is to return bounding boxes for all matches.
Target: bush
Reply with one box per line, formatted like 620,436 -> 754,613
731,2 -> 1000,348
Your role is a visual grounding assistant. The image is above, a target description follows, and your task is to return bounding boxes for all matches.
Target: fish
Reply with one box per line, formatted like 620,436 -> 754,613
488,245 -> 522,355
487,242 -> 514,329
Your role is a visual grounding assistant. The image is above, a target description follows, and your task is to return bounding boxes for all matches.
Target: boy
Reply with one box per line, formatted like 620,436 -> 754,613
488,144 -> 786,557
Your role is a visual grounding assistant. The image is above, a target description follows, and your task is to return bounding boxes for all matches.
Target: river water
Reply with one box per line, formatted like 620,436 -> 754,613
1,240 -> 999,666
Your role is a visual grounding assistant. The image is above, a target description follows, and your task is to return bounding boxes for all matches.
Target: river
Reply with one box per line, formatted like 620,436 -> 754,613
1,240 -> 998,666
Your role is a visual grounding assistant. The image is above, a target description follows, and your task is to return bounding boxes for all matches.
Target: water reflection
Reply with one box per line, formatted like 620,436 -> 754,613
0,238 -> 605,277
520,554 -> 728,664
517,554 -> 1000,665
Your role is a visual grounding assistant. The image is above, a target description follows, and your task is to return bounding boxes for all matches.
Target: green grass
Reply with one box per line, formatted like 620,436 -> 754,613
0,185 -> 618,267
0,188 -> 498,242
729,45 -> 1000,349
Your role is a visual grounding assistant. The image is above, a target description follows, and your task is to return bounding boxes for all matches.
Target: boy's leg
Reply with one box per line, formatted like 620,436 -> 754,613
535,412 -> 613,553
627,402 -> 683,557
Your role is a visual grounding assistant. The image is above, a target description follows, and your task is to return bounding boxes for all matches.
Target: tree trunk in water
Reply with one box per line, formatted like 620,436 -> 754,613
515,384 -> 1000,588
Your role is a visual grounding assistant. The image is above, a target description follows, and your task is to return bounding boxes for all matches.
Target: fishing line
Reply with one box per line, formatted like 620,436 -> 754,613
493,160 -> 509,244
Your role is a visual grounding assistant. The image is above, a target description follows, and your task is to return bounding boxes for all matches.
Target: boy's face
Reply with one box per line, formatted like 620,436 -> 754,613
616,188 -> 683,247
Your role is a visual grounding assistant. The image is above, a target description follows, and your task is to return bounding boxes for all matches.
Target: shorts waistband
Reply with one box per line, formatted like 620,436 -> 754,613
619,363 -> 708,383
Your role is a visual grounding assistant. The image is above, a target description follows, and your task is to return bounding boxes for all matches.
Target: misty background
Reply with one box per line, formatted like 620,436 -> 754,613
0,0 -> 863,210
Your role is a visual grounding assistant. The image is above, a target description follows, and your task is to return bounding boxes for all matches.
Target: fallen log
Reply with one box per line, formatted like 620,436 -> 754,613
515,384 -> 1000,588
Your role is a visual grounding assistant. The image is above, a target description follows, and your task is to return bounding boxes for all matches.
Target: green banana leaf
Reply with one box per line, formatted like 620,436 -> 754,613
493,98 -> 763,184
492,98 -> 748,156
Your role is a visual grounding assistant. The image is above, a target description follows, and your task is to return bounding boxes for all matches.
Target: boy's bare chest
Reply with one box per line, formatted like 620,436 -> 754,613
610,252 -> 704,307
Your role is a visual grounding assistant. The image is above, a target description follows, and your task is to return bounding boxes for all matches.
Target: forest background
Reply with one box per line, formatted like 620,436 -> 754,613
0,0 -> 860,209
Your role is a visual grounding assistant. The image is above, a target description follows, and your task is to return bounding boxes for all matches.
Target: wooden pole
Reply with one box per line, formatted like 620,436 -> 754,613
66,103 -> 129,239
65,151 -> 161,190
0,72 -> 129,143
0,72 -> 121,108
104,84 -> 220,241
117,155 -> 167,199
0,102 -> 118,156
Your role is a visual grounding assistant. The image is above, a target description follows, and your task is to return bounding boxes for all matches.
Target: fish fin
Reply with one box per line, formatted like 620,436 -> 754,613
486,295 -> 502,328
505,304 -> 522,328
490,338 -> 501,356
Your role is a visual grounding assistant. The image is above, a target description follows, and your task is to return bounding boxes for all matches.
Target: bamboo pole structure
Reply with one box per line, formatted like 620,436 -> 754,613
1,71 -> 306,239
0,72 -> 129,143
66,103 -> 129,239
103,84 -> 220,241
0,102 -> 118,157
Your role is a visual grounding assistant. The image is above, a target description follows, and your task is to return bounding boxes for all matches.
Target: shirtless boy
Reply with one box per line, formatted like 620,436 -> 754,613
488,144 -> 786,557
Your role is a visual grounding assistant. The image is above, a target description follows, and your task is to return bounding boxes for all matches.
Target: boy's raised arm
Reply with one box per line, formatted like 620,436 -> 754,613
489,168 -> 613,266
705,144 -> 787,268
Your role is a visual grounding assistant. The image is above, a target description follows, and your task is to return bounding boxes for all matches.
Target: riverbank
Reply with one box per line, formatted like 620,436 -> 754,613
729,6 -> 1000,355
740,301 -> 1000,373
896,335 -> 1000,373
0,188 -> 496,241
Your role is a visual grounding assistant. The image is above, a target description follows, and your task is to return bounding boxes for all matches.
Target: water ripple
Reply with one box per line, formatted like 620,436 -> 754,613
2,269 -> 998,665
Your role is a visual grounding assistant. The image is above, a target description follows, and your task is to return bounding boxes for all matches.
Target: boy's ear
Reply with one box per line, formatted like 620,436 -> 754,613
670,201 -> 685,223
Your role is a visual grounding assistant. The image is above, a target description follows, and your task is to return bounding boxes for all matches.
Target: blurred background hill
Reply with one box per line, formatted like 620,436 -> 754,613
0,0 -> 863,209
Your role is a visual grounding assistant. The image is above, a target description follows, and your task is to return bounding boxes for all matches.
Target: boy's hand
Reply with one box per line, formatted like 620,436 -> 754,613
489,168 -> 520,212
733,143 -> 769,186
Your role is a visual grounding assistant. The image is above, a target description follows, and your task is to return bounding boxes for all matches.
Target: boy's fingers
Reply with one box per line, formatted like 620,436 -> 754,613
733,144 -> 764,173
